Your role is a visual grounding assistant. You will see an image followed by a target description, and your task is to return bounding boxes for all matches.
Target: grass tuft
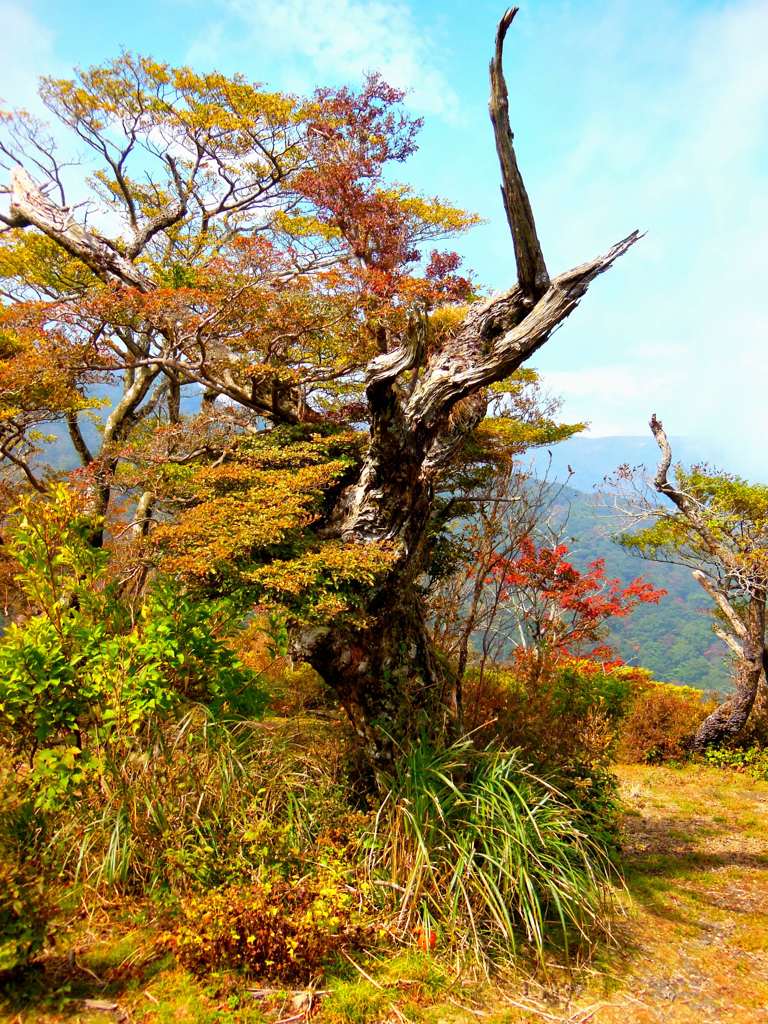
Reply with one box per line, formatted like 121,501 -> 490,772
369,739 -> 620,968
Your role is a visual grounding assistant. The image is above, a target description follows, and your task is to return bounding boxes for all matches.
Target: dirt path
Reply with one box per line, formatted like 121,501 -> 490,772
579,764 -> 768,1024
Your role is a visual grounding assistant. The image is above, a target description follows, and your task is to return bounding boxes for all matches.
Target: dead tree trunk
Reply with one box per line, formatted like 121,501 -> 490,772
649,415 -> 768,750
300,9 -> 640,775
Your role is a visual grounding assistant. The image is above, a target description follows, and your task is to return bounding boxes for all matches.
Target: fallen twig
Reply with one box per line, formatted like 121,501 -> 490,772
341,951 -> 384,989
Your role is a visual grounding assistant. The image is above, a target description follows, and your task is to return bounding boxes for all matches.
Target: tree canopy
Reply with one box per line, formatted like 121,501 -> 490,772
0,9 -> 639,778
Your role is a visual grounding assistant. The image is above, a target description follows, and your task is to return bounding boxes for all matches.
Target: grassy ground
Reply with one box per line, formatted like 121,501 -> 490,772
2,763 -> 767,1023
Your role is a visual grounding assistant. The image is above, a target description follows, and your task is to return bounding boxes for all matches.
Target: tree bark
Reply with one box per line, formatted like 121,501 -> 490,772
307,581 -> 454,785
693,597 -> 767,750
300,12 -> 639,777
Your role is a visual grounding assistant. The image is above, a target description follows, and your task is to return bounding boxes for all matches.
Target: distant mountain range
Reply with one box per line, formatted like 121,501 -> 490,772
529,433 -> 749,494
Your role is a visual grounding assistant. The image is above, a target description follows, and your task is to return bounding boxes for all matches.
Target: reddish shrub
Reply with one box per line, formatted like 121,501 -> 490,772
167,870 -> 371,981
617,681 -> 715,763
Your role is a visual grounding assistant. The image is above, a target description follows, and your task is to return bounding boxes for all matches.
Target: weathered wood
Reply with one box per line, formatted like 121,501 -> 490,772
338,231 -> 640,551
9,167 -> 153,292
489,7 -> 550,299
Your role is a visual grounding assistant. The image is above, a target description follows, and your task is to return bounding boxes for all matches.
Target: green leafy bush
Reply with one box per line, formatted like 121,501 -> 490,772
703,745 -> 768,779
0,755 -> 50,974
0,486 -> 266,810
465,656 -> 637,771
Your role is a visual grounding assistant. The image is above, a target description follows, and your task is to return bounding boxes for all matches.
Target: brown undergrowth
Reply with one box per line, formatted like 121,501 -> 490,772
3,763 -> 768,1023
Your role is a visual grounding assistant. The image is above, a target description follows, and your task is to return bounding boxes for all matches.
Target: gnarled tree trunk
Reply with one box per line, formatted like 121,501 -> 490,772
301,9 -> 640,777
690,594 -> 767,751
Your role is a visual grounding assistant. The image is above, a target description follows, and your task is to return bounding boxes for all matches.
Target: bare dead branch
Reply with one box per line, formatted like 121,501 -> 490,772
692,569 -> 748,638
405,231 -> 641,437
650,413 -> 675,496
8,167 -> 153,292
489,7 -> 549,299
713,625 -> 743,659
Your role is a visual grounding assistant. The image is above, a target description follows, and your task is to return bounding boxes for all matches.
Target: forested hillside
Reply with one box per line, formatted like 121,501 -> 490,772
554,487 -> 729,691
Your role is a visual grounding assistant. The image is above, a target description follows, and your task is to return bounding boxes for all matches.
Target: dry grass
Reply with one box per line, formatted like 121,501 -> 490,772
3,764 -> 768,1024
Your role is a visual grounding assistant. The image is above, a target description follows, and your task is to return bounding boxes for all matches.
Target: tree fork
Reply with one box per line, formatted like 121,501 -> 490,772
303,8 -> 640,774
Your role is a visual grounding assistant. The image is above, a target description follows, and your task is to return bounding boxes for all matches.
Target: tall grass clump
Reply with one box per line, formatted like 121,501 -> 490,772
45,708 -> 359,897
369,739 -> 619,967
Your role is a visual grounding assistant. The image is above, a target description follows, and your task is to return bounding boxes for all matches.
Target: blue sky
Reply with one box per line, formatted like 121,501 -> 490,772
2,0 -> 767,476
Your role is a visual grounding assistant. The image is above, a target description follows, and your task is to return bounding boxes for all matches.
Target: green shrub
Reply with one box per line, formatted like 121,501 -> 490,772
0,756 -> 51,974
369,739 -> 619,967
464,657 -> 636,773
703,745 -> 768,779
0,486 -> 267,813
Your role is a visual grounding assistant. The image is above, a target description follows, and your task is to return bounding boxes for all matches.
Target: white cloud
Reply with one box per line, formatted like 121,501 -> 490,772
187,0 -> 457,116
543,363 -> 687,438
0,2 -> 55,109
527,0 -> 768,462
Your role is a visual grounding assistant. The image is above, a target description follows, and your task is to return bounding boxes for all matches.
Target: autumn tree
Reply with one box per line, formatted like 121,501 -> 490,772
491,538 -> 664,663
430,466 -> 665,731
615,415 -> 768,750
428,445 -> 576,692
0,9 -> 639,780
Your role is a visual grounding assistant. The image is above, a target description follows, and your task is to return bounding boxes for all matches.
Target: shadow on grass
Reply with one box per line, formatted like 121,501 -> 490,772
0,946 -> 172,1020
620,808 -> 768,933
589,801 -> 768,984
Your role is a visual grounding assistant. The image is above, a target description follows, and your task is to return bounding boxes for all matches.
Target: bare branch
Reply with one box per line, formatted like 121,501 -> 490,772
650,413 -> 675,497
66,412 -> 94,466
713,625 -> 743,659
692,569 -> 747,638
8,167 -> 153,292
650,413 -> 742,576
126,155 -> 189,258
406,231 -> 641,437
489,7 -> 549,299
